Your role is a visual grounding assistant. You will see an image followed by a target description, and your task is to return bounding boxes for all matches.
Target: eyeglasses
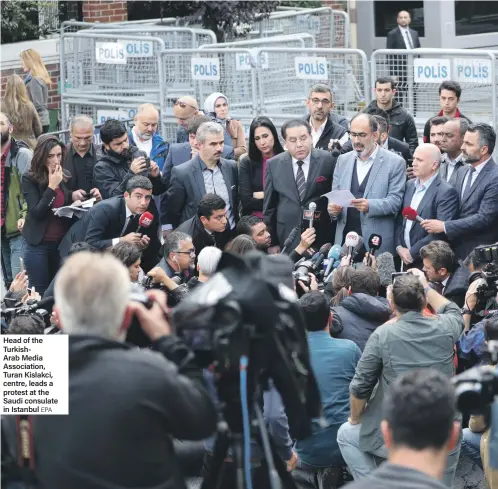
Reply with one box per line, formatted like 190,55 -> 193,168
174,100 -> 198,111
175,249 -> 196,256
350,132 -> 369,139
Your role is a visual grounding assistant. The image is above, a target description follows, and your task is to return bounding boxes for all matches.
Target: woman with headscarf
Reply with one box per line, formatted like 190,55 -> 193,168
203,92 -> 246,160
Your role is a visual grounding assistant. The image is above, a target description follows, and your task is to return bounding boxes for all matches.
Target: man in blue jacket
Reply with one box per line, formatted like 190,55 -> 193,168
128,103 -> 169,172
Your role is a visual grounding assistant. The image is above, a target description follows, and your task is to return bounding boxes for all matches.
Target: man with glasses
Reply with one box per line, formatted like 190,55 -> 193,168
156,231 -> 195,283
329,114 -> 405,256
64,114 -> 102,201
304,84 -> 347,150
173,96 -> 202,143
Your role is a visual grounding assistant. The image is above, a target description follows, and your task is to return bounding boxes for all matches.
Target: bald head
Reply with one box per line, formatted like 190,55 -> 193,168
440,118 -> 468,157
134,103 -> 159,141
412,143 -> 441,182
397,10 -> 411,27
174,96 -> 199,128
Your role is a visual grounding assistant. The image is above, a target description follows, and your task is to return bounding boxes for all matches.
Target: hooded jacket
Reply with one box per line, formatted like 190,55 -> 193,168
331,293 -> 393,351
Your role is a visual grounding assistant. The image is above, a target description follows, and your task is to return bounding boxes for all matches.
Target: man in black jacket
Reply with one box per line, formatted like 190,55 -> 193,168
94,119 -> 166,200
1,251 -> 217,489
367,76 -> 418,155
304,83 -> 347,150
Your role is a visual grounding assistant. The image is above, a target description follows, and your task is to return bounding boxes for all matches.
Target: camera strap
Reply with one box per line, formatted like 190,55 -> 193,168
16,415 -> 37,485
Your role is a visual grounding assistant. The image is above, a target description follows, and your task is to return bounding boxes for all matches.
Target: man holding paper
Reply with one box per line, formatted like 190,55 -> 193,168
328,114 -> 405,255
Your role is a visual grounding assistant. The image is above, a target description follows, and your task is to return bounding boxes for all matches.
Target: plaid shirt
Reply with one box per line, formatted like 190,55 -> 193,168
1,142 -> 11,228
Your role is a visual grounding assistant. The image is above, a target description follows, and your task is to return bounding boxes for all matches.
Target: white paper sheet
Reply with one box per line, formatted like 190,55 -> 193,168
321,189 -> 356,207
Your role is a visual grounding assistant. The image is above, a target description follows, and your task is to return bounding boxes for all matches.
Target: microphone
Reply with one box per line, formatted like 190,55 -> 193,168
344,232 -> 360,265
308,202 -> 317,229
136,211 -> 154,234
402,206 -> 424,224
323,244 -> 342,280
367,233 -> 383,266
377,252 -> 396,287
312,243 -> 332,272
340,236 -> 364,258
281,226 -> 299,254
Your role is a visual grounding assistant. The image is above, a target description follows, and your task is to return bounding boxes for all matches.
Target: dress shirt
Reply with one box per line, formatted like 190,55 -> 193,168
399,25 -> 414,49
441,276 -> 449,294
460,158 -> 491,200
310,118 -> 327,148
403,173 -> 438,248
356,145 -> 379,185
132,127 -> 153,156
291,153 -> 312,181
382,138 -> 389,150
443,153 -> 463,181
112,205 -> 133,245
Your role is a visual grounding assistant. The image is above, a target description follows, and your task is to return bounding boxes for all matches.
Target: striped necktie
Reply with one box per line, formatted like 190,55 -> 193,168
296,160 -> 306,201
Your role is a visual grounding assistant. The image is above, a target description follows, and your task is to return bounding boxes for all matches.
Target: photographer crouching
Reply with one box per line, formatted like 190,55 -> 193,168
1,252 -> 217,489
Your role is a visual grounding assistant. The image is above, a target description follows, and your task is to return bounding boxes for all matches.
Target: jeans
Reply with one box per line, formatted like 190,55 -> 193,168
23,241 -> 61,296
337,422 -> 461,488
292,460 -> 343,489
461,428 -> 483,469
1,234 -> 25,283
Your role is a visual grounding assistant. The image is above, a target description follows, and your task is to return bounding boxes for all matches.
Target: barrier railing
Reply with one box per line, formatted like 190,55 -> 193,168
200,33 -> 316,50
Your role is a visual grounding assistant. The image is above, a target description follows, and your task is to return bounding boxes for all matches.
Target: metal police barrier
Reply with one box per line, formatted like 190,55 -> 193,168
252,47 -> 369,119
370,49 -> 497,128
200,33 -> 316,50
47,119 -> 134,145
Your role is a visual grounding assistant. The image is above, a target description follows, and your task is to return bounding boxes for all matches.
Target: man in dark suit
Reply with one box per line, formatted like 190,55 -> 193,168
175,193 -> 230,260
165,121 -> 238,231
420,240 -> 469,308
84,176 -> 161,272
439,118 -> 469,188
160,115 -> 233,235
304,83 -> 347,151
422,123 -> 498,260
395,143 -> 459,267
386,10 -> 421,106
263,119 -> 336,252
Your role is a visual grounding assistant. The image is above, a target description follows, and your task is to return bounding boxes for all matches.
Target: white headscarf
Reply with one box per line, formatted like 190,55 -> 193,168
203,92 -> 229,122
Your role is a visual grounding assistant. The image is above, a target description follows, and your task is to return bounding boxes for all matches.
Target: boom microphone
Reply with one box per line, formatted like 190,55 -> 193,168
281,226 -> 299,255
377,252 -> 396,287
323,244 -> 342,281
367,233 -> 383,266
308,202 -> 317,229
402,206 -> 424,224
136,211 -> 154,234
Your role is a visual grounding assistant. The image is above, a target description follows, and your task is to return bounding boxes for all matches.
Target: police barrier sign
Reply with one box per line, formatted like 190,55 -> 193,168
118,40 -> 154,58
236,51 -> 269,71
296,15 -> 321,34
191,57 -> 220,80
96,109 -> 135,125
295,57 -> 328,80
95,42 -> 127,65
413,59 -> 450,83
454,58 -> 491,84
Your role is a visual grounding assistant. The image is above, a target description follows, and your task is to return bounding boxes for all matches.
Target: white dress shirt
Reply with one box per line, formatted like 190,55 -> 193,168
310,118 -> 327,148
356,145 -> 379,185
132,127 -> 153,156
460,158 -> 491,200
292,153 -> 312,181
403,173 -> 438,249
441,277 -> 449,294
399,25 -> 414,50
443,153 -> 464,181
112,205 -> 134,245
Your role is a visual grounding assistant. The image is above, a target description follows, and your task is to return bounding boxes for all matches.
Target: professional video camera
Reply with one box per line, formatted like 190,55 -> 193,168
471,244 -> 498,316
172,251 -> 321,489
0,297 -> 54,331
293,243 -> 331,290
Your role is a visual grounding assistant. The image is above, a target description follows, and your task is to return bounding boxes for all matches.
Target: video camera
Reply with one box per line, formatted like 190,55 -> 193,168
472,244 -> 498,315
293,243 -> 331,292
0,297 -> 54,331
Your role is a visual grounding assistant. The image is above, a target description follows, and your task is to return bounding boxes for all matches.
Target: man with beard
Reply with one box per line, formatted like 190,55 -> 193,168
421,123 -> 498,260
328,114 -> 405,256
128,103 -> 169,172
235,215 -> 272,252
0,112 -> 32,285
94,119 -> 166,200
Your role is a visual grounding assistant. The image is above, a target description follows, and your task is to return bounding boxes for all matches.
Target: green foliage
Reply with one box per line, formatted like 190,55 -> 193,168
280,0 -> 323,9
1,1 -> 53,44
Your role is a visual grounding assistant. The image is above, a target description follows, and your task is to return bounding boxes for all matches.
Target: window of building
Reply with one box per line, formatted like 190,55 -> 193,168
374,1 -> 424,38
455,1 -> 498,36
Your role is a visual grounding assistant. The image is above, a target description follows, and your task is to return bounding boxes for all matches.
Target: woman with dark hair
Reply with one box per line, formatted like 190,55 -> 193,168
238,117 -> 284,217
21,136 -> 75,294
109,242 -> 143,282
224,235 -> 256,256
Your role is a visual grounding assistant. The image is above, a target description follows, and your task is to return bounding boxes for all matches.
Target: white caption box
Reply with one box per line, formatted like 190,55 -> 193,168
1,335 -> 69,415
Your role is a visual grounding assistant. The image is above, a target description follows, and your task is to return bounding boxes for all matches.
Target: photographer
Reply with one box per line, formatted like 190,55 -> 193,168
1,252 -> 217,489
337,270 -> 464,487
156,231 -> 194,283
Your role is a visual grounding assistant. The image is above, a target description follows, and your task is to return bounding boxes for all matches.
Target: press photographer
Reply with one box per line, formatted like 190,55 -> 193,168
1,252 -> 217,489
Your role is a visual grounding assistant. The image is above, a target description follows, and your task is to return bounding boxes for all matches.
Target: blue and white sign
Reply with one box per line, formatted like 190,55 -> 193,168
454,58 -> 491,83
191,57 -> 220,80
236,51 -> 269,71
413,58 -> 450,83
296,15 -> 320,34
96,109 -> 135,125
295,57 -> 328,80
95,42 -> 127,65
118,39 -> 154,58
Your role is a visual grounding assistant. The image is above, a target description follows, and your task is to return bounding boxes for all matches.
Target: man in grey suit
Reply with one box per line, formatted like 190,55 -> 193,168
328,114 -> 405,255
160,115 -> 233,234
263,119 -> 336,252
422,123 -> 498,260
395,144 -> 459,267
439,118 -> 469,188
164,122 -> 238,231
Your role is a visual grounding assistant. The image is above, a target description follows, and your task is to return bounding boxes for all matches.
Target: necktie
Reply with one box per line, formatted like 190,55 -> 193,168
405,30 -> 414,49
296,160 -> 306,202
462,167 -> 476,201
122,214 -> 138,236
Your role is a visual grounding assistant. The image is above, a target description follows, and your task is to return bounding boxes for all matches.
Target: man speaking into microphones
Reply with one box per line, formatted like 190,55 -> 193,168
85,176 -> 161,272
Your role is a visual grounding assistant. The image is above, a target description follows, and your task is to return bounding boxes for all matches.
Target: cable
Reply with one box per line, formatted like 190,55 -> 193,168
239,355 -> 253,489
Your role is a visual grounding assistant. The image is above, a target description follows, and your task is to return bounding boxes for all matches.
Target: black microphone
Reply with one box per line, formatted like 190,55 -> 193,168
280,226 -> 299,255
312,243 -> 332,273
367,233 -> 383,266
377,252 -> 396,287
24,296 -> 55,313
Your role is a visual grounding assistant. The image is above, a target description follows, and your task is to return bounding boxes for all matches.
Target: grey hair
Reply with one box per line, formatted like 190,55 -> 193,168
54,252 -> 130,340
136,103 -> 159,116
197,246 -> 222,276
70,114 -> 94,132
351,113 -> 378,133
308,83 -> 333,100
196,121 -> 224,144
372,115 -> 388,134
163,231 -> 192,257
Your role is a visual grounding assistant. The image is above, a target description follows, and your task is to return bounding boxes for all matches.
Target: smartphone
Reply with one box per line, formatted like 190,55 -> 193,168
19,257 -> 25,273
144,157 -> 151,169
392,271 -> 409,283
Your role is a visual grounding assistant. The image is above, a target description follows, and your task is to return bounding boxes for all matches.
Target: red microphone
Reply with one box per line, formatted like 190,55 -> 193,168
402,206 -> 424,223
136,211 -> 154,233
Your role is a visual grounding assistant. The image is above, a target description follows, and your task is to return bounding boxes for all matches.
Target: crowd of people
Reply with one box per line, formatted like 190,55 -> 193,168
1,33 -> 497,489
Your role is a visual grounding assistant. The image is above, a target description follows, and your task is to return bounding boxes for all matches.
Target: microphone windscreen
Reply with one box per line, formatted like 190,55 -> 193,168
328,244 -> 342,260
138,211 -> 154,228
402,206 -> 418,222
318,243 -> 332,255
309,202 -> 317,212
377,252 -> 396,287
368,233 -> 383,249
345,231 -> 360,248
355,236 -> 364,251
